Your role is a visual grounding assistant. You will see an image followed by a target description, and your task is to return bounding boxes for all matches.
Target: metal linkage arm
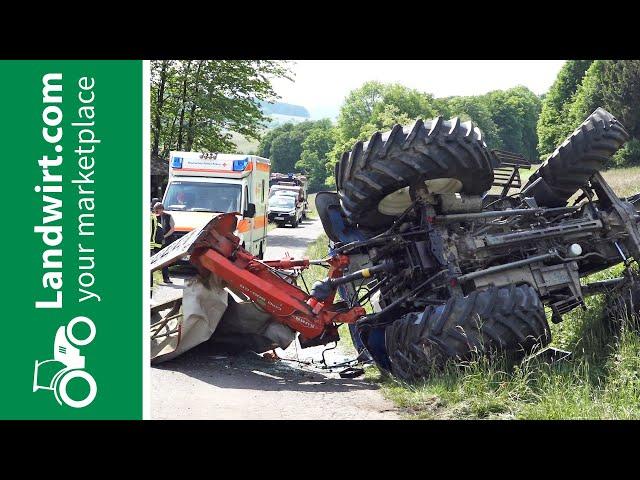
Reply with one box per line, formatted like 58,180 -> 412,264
188,214 -> 366,343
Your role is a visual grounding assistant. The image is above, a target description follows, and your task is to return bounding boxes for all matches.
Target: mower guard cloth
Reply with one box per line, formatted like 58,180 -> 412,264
151,274 -> 229,363
151,276 -> 297,363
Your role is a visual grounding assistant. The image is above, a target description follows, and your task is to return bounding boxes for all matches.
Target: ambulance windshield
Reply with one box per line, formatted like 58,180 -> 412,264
164,182 -> 242,213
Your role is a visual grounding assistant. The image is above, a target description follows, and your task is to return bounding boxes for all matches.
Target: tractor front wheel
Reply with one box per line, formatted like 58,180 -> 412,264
384,284 -> 551,381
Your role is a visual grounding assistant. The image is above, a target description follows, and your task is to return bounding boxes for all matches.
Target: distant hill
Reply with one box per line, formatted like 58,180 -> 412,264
230,102 -> 312,153
230,131 -> 260,155
259,101 -> 310,119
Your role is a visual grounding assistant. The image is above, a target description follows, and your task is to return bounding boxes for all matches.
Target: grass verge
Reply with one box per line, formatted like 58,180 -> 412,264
301,232 -> 357,355
372,294 -> 640,419
306,193 -> 317,219
301,225 -> 640,419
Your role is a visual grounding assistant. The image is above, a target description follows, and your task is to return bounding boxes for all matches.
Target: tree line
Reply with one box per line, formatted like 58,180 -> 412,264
258,81 -> 542,190
151,60 -> 640,193
260,61 -> 640,191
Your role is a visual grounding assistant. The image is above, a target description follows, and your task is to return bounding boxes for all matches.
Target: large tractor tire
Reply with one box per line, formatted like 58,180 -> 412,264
384,284 -> 551,381
336,117 -> 498,230
523,108 -> 630,207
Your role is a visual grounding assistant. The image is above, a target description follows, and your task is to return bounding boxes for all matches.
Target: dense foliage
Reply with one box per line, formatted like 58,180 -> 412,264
258,81 -> 543,190
537,60 -> 593,158
273,61 -> 640,189
155,60 -> 640,192
322,82 -> 542,186
538,60 -> 640,166
256,119 -> 336,192
150,60 -> 290,159
296,120 -> 336,191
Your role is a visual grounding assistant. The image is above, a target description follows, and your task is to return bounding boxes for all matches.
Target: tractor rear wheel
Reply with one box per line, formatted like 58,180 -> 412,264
384,284 -> 551,381
523,108 -> 629,207
336,117 -> 497,230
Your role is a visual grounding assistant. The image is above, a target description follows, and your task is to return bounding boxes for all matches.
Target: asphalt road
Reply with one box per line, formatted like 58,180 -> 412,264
150,217 -> 400,420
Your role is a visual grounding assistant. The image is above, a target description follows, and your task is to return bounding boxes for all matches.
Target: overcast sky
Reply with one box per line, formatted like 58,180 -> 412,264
271,60 -> 566,120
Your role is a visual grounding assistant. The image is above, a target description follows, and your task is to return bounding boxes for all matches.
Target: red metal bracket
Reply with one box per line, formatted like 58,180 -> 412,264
190,213 -> 366,341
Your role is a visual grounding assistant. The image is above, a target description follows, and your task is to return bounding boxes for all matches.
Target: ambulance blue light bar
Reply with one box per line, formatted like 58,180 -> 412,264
172,157 -> 183,169
233,158 -> 249,171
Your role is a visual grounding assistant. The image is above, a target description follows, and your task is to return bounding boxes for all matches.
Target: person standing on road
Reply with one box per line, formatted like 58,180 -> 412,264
151,202 -> 175,285
150,210 -> 163,288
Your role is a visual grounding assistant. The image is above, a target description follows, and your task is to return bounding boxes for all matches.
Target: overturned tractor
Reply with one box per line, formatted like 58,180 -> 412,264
151,108 -> 640,381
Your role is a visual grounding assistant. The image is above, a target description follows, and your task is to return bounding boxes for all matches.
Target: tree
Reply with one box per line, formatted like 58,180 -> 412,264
358,104 -> 413,139
566,60 -> 640,166
257,120 -> 335,187
599,61 -> 640,138
269,126 -> 305,173
328,82 -> 447,185
538,60 -> 640,167
150,60 -> 291,159
537,60 -> 593,158
566,60 -> 607,129
296,119 -> 336,191
484,86 -> 542,161
600,61 -> 640,167
335,81 -> 442,143
370,83 -> 439,125
445,95 -> 501,149
335,81 -> 388,141
151,60 -> 174,159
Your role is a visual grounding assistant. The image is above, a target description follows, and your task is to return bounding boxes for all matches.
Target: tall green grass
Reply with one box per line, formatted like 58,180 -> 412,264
371,263 -> 640,419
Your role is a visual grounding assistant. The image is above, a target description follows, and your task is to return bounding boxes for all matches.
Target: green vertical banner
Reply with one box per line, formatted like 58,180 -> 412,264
0,61 -> 143,419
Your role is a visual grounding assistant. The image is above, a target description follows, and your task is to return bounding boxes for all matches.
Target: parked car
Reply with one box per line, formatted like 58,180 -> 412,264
269,173 -> 309,218
268,193 -> 304,227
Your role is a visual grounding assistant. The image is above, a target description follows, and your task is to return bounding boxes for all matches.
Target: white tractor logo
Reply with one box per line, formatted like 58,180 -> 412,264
33,316 -> 97,408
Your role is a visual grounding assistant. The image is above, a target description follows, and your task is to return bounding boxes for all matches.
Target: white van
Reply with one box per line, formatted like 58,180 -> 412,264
163,151 -> 270,258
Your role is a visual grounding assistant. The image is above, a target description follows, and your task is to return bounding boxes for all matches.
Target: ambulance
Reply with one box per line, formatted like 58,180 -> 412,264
162,151 -> 270,258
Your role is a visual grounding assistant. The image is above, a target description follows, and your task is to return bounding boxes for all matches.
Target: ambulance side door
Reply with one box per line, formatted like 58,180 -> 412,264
260,178 -> 267,241
242,183 -> 254,253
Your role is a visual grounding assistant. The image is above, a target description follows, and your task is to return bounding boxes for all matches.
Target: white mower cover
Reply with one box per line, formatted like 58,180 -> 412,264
151,274 -> 297,363
151,275 -> 228,363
